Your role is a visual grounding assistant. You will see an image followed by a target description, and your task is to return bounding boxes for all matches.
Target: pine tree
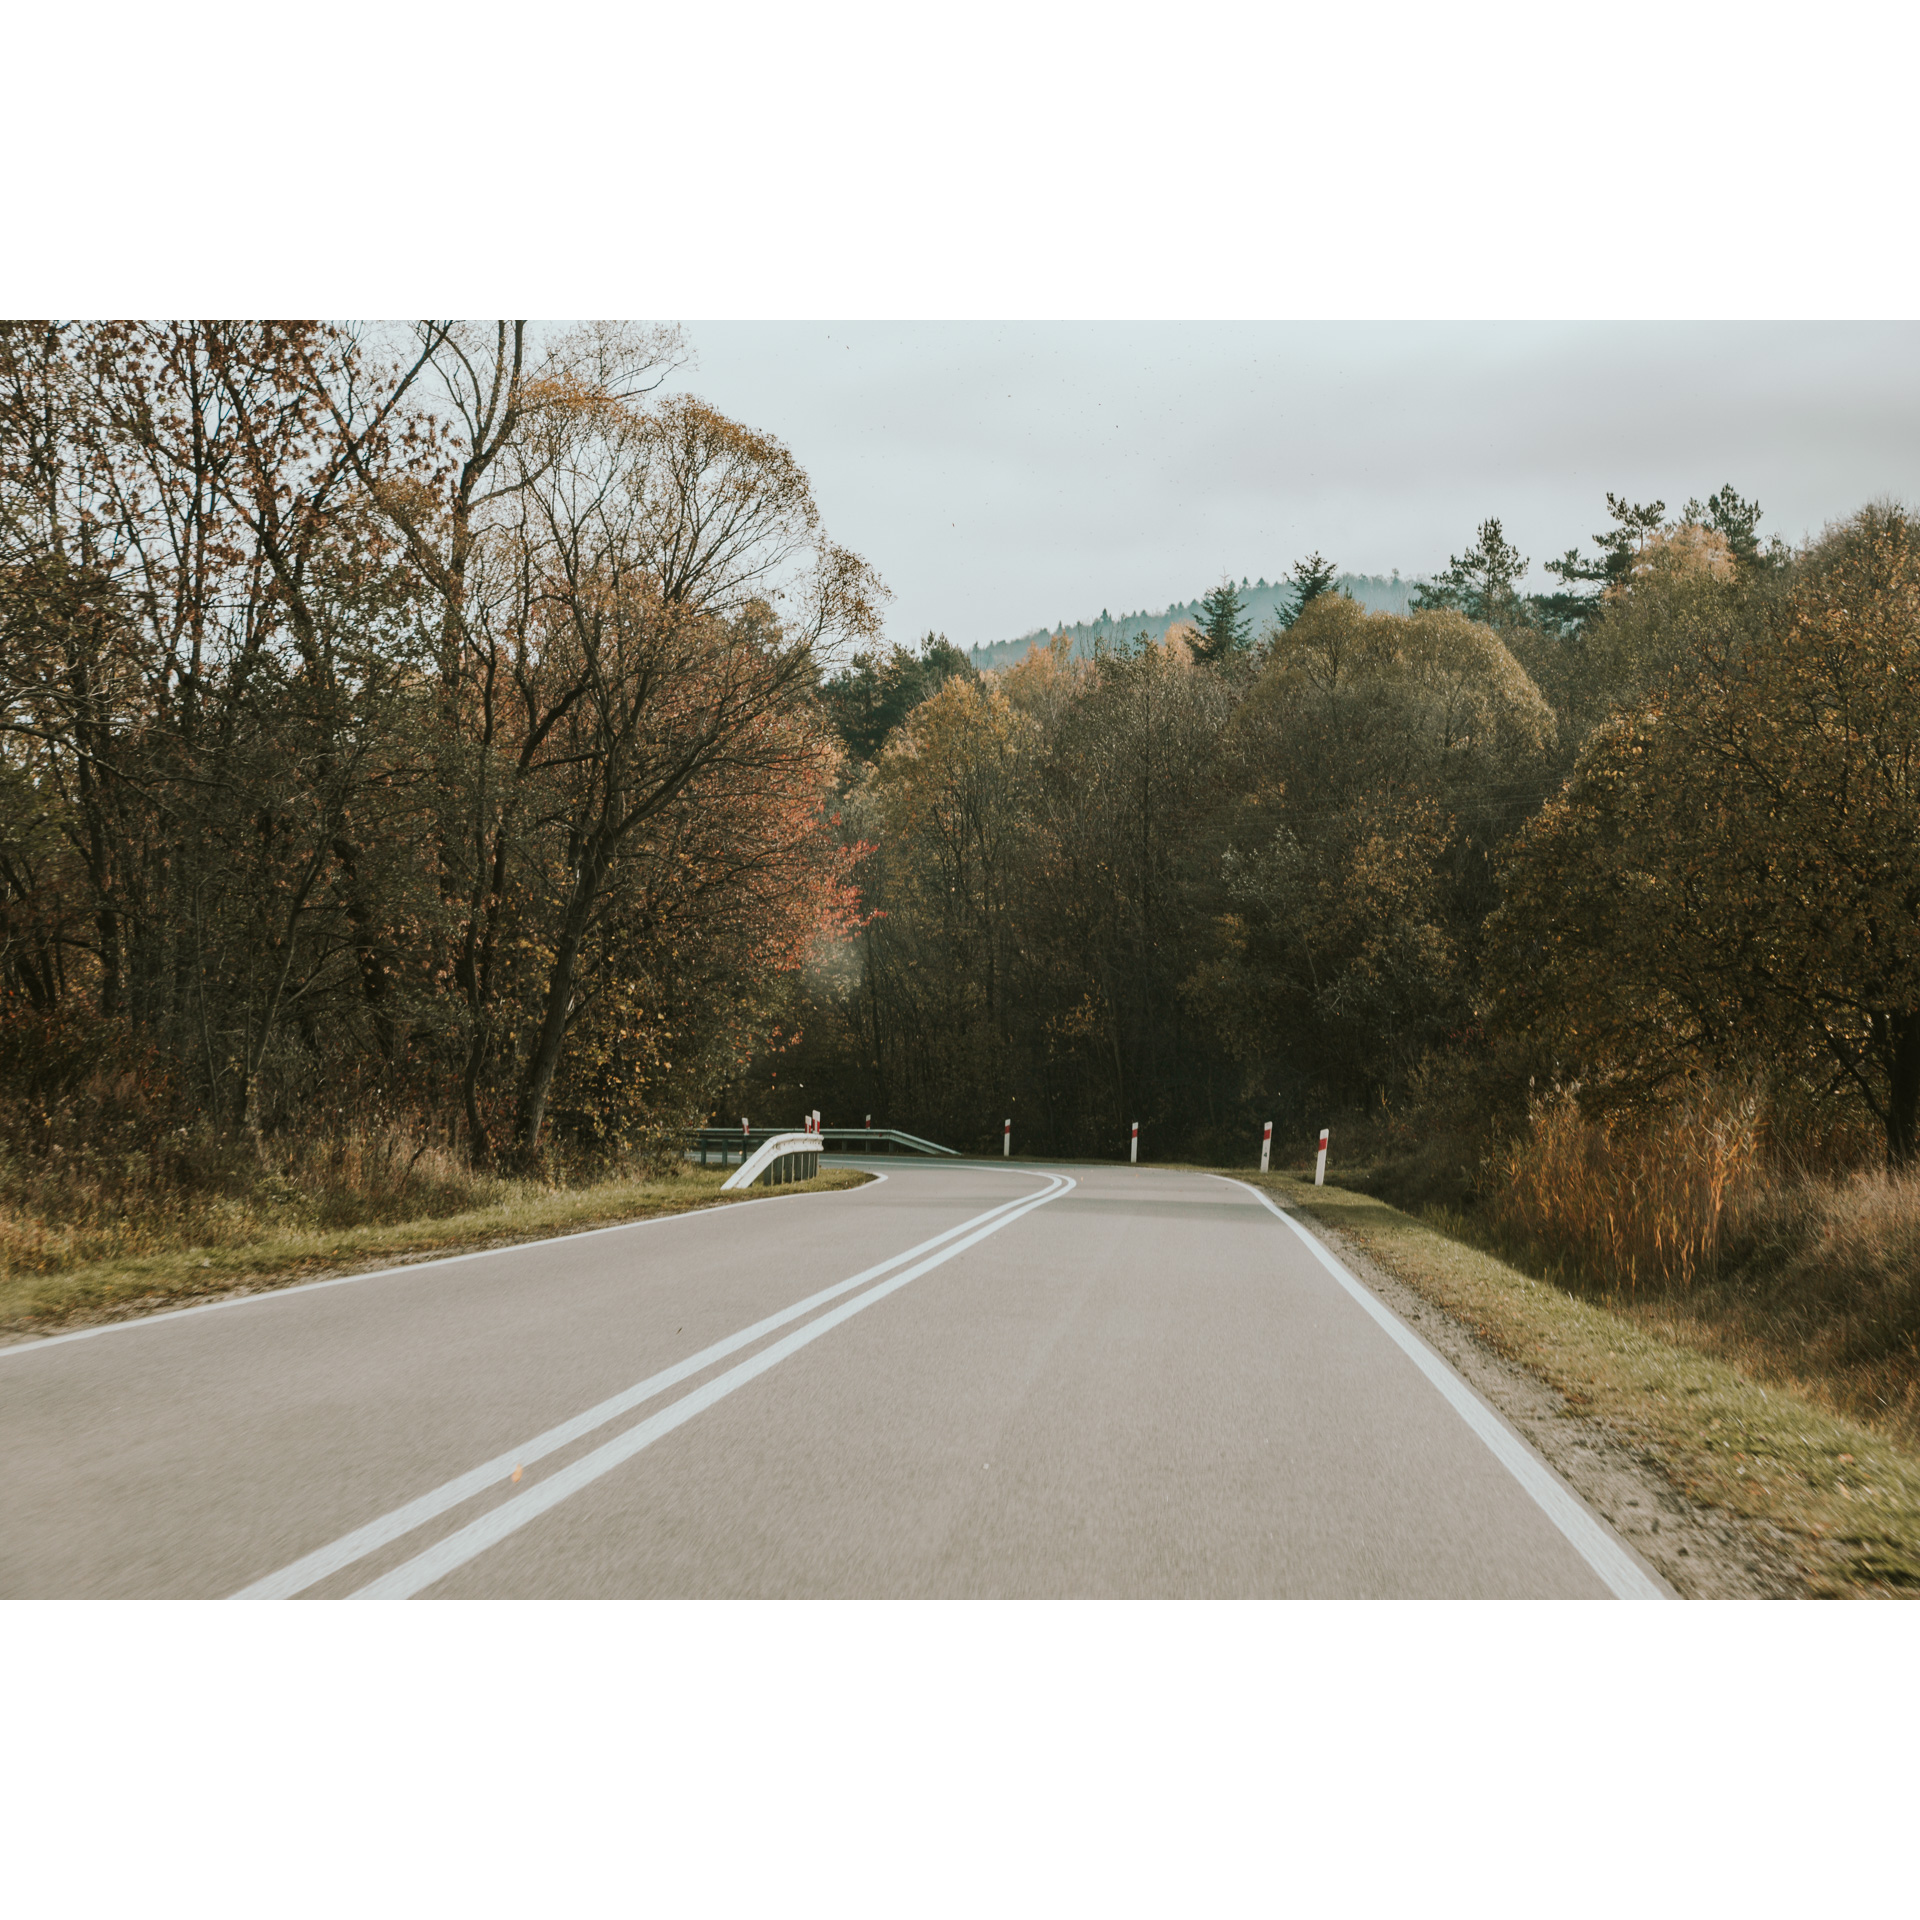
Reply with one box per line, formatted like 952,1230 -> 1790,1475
1538,493 -> 1666,631
1414,518 -> 1530,628
1680,484 -> 1787,573
1193,581 -> 1250,662
1280,552 -> 1340,628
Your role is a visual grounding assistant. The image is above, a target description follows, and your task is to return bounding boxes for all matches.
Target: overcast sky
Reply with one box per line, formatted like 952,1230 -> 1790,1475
669,323 -> 1920,651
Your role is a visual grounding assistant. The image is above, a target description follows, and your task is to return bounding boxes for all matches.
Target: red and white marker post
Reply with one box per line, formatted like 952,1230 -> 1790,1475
1260,1121 -> 1272,1173
1003,1118 -> 1011,1158
1130,1120 -> 1139,1164
1315,1127 -> 1329,1186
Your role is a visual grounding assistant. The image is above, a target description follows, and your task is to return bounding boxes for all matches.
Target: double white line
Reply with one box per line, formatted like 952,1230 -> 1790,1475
235,1170 -> 1075,1600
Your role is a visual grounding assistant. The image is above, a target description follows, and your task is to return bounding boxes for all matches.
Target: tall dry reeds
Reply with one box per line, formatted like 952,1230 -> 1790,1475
1481,1081 -> 1765,1295
1720,1166 -> 1920,1433
1472,1080 -> 1920,1443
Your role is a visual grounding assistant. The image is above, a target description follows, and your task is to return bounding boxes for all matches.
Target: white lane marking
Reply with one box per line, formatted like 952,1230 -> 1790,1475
1217,1177 -> 1668,1602
0,1171 -> 897,1364
349,1175 -> 1078,1599
233,1170 -> 1063,1599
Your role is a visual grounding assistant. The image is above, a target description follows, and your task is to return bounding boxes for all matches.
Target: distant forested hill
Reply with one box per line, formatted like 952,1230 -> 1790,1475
966,573 -> 1417,671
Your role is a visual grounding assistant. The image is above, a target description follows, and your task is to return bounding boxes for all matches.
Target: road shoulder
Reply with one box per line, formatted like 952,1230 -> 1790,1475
1244,1171 -> 1920,1598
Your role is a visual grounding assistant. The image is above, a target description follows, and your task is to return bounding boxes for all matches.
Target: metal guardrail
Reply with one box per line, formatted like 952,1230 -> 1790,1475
720,1131 -> 822,1192
689,1126 -> 958,1167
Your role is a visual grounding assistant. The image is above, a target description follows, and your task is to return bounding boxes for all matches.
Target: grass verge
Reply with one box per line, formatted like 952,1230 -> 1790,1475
1245,1167 -> 1920,1597
0,1166 -> 875,1344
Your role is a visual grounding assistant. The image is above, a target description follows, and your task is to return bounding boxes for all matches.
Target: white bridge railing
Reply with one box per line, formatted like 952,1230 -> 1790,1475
720,1130 -> 823,1192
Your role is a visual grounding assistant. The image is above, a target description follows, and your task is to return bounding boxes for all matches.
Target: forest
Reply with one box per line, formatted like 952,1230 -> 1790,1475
785,495 -> 1919,1163
6,319 -> 1920,1436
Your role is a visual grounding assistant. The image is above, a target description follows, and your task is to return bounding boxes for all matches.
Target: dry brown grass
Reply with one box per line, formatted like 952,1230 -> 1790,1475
0,1109 -> 873,1340
0,1118 -> 507,1278
1441,1084 -> 1920,1451
1654,1168 -> 1920,1446
1481,1082 -> 1765,1295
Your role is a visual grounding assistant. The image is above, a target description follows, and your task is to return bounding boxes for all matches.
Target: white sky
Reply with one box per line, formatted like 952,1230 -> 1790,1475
672,322 -> 1920,650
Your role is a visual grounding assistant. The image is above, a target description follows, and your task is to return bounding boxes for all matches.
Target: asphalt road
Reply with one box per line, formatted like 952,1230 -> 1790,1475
0,1160 -> 1664,1599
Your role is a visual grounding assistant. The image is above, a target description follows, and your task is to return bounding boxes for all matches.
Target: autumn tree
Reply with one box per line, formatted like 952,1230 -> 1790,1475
1486,505 -> 1920,1165
1207,594 -> 1556,1113
1024,633 -> 1240,1143
1,320 -> 878,1170
0,320 -> 434,1129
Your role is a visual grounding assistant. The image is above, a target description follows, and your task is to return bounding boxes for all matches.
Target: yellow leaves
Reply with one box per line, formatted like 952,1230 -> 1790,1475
1001,630 -> 1088,717
1247,595 -> 1555,764
1628,523 -> 1736,586
518,371 -> 627,424
870,674 -> 1038,849
1157,623 -> 1199,666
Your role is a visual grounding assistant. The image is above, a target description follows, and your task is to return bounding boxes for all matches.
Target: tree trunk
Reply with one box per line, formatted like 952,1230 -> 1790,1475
1887,1008 -> 1920,1170
510,876 -> 599,1161
462,1025 -> 494,1168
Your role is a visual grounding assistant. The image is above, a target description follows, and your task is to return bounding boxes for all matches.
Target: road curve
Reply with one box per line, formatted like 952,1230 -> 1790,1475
0,1160 -> 1663,1599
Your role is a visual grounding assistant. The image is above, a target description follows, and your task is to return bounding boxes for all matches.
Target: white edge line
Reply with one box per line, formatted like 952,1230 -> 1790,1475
232,1172 -> 1066,1598
350,1175 -> 1078,1599
1215,1176 -> 1668,1602
1,1162 -> 1053,1363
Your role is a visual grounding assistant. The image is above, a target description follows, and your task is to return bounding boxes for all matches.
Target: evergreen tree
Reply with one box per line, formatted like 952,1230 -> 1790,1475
1538,493 -> 1666,631
1279,551 -> 1340,628
1193,580 -> 1250,662
820,633 -> 977,762
1681,483 -> 1787,573
1414,518 -> 1530,628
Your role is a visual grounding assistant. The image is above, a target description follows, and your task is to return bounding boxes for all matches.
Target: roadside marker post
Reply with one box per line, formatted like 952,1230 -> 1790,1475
1315,1128 -> 1329,1186
1003,1118 -> 1011,1158
1130,1120 -> 1139,1164
1260,1121 -> 1272,1173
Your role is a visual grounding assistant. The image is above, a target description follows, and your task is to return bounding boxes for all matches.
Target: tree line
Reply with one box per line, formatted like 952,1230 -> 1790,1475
769,491 -> 1920,1173
0,322 -> 878,1167
965,563 -> 1411,671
